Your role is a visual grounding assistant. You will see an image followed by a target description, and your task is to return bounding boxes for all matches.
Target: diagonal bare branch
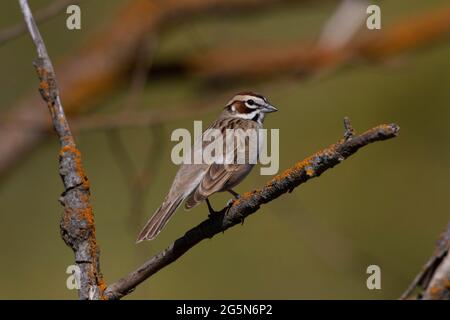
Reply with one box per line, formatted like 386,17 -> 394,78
104,121 -> 400,299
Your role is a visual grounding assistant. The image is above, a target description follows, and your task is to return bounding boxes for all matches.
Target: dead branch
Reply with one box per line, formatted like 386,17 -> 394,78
401,222 -> 450,300
104,121 -> 400,299
19,0 -> 104,300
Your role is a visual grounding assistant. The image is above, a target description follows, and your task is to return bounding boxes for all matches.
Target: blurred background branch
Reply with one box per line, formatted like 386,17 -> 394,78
105,124 -> 164,230
0,0 -> 450,142
5,1 -> 450,135
179,4 -> 450,81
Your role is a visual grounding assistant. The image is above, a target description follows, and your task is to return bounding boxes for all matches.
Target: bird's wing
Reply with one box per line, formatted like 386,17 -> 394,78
184,163 -> 242,209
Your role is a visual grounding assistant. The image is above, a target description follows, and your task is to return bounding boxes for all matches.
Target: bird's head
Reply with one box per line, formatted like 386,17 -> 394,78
224,91 -> 277,123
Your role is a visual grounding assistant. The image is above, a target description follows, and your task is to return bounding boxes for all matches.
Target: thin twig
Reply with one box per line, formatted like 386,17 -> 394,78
128,125 -> 165,229
105,129 -> 139,185
1,0 -> 79,47
343,116 -> 355,140
104,120 -> 400,299
105,125 -> 165,230
70,96 -> 223,131
19,0 -> 104,300
123,37 -> 156,112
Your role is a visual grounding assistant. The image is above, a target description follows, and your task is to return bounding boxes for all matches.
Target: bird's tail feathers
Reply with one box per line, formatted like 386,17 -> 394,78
136,195 -> 184,243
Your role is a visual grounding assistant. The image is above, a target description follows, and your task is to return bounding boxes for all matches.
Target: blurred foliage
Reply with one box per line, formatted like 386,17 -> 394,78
0,0 -> 449,299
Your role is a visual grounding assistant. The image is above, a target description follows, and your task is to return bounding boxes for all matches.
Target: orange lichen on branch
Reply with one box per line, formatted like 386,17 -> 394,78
60,144 -> 91,190
425,275 -> 450,300
58,143 -> 103,298
39,77 -> 49,92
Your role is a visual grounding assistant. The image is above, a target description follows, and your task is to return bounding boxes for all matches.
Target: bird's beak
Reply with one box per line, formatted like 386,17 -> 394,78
262,103 -> 278,113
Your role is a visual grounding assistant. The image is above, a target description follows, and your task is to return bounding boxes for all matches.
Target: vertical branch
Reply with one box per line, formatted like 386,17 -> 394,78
19,0 -> 104,300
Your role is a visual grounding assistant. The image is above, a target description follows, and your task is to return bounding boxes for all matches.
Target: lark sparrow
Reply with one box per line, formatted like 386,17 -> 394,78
137,92 -> 277,242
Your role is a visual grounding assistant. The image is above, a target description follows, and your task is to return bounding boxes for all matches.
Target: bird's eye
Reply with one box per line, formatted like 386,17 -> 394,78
247,99 -> 254,106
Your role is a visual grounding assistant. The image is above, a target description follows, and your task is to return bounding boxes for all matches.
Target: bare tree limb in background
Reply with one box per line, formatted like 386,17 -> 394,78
0,0 -> 79,46
4,0 -> 450,178
71,93 -> 232,131
181,4 -> 450,81
105,125 -> 165,230
55,2 -> 450,132
123,37 -> 157,112
19,0 -> 104,300
104,121 -> 400,299
401,223 -> 450,300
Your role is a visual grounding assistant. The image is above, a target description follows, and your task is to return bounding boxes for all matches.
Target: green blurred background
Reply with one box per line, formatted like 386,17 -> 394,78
0,0 -> 449,299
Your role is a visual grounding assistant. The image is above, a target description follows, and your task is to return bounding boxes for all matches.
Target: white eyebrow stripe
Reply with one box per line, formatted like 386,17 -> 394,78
227,95 -> 265,107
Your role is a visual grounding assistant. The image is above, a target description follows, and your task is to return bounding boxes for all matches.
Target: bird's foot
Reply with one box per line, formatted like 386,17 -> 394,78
207,199 -> 235,218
